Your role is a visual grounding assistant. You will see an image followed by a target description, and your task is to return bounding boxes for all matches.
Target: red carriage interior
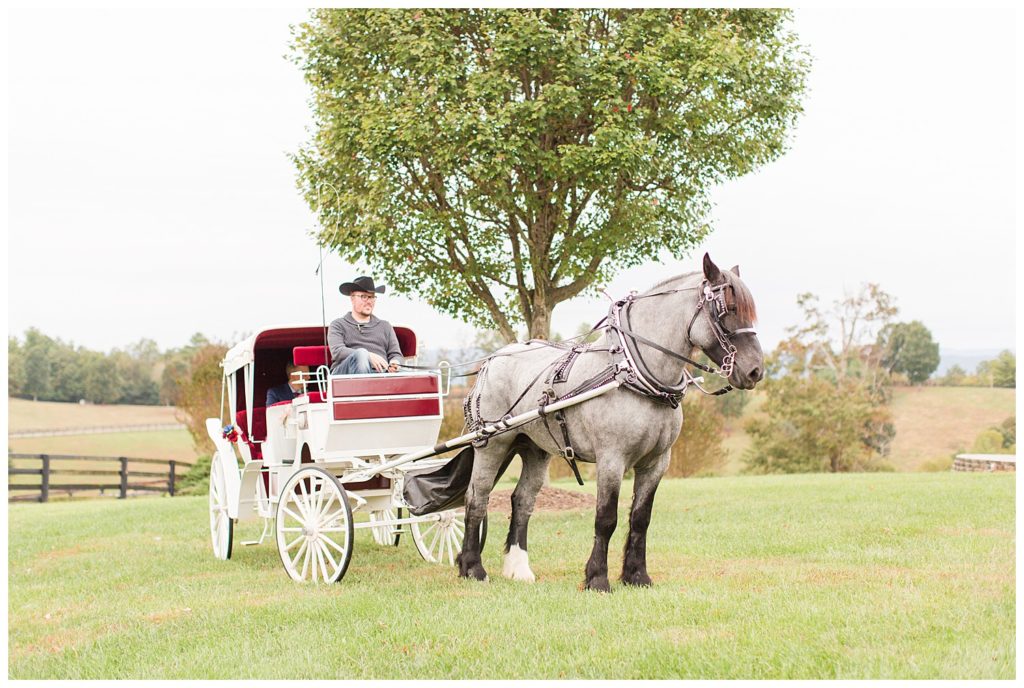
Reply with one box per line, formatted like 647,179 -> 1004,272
234,326 -> 420,459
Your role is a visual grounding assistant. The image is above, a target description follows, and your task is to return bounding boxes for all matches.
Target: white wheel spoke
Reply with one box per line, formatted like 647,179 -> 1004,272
290,539 -> 309,571
318,491 -> 337,522
300,541 -> 312,580
319,508 -> 346,528
296,480 -> 311,518
316,541 -> 331,582
321,532 -> 348,556
428,526 -> 443,560
281,506 -> 306,525
318,539 -> 340,573
284,534 -> 304,551
280,527 -> 304,532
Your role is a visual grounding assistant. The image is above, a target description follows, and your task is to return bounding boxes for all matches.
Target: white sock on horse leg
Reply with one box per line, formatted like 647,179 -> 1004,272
502,544 -> 536,582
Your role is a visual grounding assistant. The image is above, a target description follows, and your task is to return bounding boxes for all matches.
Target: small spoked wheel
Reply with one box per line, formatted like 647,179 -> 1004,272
208,453 -> 233,560
275,466 -> 354,584
410,509 -> 486,566
369,507 -> 402,546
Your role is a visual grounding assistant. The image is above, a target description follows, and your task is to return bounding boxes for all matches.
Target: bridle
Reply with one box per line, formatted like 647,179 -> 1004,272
608,278 -> 758,405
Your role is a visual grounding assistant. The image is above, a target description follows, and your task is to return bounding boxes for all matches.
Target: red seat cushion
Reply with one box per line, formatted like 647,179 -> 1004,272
293,345 -> 331,367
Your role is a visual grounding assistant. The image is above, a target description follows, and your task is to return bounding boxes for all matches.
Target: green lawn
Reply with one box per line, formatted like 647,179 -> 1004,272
8,430 -> 199,464
8,472 -> 1014,679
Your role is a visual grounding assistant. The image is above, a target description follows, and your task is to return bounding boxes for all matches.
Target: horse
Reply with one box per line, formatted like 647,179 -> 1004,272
455,253 -> 764,591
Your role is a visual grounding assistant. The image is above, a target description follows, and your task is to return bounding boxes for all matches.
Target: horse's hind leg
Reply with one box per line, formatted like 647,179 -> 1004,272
502,440 -> 550,582
621,450 -> 670,587
456,436 -> 514,581
584,460 -> 626,592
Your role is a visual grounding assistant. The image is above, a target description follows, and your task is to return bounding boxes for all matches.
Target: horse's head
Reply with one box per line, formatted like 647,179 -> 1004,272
687,253 -> 765,390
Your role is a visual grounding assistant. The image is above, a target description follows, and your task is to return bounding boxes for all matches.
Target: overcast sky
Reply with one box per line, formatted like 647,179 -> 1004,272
7,8 -> 1017,357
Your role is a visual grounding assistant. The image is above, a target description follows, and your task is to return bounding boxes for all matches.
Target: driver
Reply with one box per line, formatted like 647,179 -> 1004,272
328,276 -> 403,375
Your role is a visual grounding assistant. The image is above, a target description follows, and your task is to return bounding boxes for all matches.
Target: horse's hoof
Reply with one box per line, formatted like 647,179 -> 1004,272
584,575 -> 611,593
459,563 -> 488,581
621,571 -> 653,587
502,545 -> 536,582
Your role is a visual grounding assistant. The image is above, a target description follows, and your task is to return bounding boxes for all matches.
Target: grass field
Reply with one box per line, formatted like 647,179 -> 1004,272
7,430 -> 198,464
719,386 -> 1014,474
8,398 -> 182,432
8,472 -> 1014,679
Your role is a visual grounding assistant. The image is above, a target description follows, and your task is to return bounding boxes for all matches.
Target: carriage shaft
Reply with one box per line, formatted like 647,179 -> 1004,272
342,379 -> 621,483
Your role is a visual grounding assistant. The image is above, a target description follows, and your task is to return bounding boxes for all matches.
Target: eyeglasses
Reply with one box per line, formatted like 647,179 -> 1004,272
353,294 -> 377,302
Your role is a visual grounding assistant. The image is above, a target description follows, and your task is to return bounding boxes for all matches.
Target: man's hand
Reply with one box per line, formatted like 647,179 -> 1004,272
387,360 -> 400,373
368,352 -> 388,372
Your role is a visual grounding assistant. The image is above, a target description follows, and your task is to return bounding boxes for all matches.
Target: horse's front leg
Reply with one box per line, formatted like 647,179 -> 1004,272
584,462 -> 625,592
621,451 -> 670,587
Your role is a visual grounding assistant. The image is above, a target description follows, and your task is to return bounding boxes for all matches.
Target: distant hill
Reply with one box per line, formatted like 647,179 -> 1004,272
936,348 -> 1013,376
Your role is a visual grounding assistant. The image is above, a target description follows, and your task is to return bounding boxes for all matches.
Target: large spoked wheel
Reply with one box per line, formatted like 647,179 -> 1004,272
410,509 -> 487,566
208,453 -> 233,560
369,507 -> 402,546
275,466 -> 354,584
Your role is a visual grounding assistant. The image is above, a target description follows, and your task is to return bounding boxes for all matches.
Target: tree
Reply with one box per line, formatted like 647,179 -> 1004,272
976,350 -> 1015,388
744,284 -> 897,473
21,328 -> 54,401
172,343 -> 229,455
877,320 -> 940,385
936,363 -> 968,386
8,337 -> 25,397
292,9 -> 809,342
666,394 -> 728,477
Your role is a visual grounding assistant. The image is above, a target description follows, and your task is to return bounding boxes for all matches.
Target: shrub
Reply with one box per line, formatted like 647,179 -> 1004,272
666,395 -> 727,477
179,455 -> 212,496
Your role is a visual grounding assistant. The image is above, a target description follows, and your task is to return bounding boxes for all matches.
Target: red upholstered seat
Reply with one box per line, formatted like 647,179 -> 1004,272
236,407 -> 268,461
297,391 -> 326,404
293,345 -> 331,368
394,327 -> 417,357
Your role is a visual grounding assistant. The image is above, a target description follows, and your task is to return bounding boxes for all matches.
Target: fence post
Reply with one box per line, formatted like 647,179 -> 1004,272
40,455 -> 50,503
168,460 -> 176,497
119,457 -> 128,499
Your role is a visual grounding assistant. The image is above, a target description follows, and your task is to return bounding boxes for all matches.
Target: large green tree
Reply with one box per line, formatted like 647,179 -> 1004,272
877,320 -> 940,385
292,8 -> 809,341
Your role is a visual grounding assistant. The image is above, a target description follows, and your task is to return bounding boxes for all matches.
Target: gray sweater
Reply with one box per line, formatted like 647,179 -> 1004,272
328,313 -> 403,366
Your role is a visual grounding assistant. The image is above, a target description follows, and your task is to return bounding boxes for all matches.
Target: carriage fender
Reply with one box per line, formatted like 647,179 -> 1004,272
206,418 -> 243,519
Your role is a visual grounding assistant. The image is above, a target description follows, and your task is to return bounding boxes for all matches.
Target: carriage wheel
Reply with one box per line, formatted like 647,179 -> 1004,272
208,454 -> 233,560
410,509 -> 487,566
275,466 -> 354,583
369,507 -> 402,546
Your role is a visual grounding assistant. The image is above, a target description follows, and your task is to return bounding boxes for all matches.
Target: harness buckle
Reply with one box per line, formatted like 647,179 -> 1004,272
564,446 -> 575,460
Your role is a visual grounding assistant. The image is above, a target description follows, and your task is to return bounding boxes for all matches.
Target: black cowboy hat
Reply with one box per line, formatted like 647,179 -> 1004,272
339,276 -> 386,296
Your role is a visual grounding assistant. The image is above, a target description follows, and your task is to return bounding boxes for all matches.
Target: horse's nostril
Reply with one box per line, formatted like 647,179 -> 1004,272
750,367 -> 762,381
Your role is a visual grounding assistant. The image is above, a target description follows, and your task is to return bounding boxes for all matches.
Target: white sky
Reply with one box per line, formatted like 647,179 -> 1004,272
6,7 -> 1017,356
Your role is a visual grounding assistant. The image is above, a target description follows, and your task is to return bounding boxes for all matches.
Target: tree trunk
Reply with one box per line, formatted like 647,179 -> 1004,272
528,309 -> 552,341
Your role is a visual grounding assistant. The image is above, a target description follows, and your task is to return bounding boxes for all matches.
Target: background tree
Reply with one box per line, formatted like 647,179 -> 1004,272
172,342 -> 229,456
745,284 -> 897,473
8,337 -> 25,397
293,8 -> 809,341
935,363 -> 968,386
666,395 -> 728,477
975,350 -> 1016,388
877,320 -> 940,384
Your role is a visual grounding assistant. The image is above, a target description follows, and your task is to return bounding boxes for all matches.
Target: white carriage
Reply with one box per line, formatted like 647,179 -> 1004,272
205,325 -> 481,583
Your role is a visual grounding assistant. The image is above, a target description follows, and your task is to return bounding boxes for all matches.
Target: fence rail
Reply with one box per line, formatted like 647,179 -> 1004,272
7,453 -> 183,502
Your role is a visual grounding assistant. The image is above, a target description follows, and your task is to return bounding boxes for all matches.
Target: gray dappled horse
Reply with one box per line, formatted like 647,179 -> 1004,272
456,254 -> 764,591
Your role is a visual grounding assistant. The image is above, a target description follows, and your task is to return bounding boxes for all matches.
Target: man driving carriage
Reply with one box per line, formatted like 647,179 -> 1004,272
329,276 -> 403,375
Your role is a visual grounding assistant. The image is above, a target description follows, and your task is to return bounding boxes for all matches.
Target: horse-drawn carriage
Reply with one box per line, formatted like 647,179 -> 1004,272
207,256 -> 765,589
206,324 -> 480,583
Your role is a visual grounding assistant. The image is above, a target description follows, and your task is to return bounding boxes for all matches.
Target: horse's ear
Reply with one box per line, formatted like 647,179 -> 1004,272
703,253 -> 722,283
730,265 -> 741,277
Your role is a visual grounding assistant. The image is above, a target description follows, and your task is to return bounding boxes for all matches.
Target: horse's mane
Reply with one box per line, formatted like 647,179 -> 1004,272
645,269 -> 758,324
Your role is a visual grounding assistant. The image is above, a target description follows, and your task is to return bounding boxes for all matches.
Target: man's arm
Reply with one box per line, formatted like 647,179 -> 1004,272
328,318 -> 357,364
385,324 -> 403,367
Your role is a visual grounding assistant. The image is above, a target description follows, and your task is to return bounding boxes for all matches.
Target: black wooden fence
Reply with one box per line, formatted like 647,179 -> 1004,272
8,453 -> 182,502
